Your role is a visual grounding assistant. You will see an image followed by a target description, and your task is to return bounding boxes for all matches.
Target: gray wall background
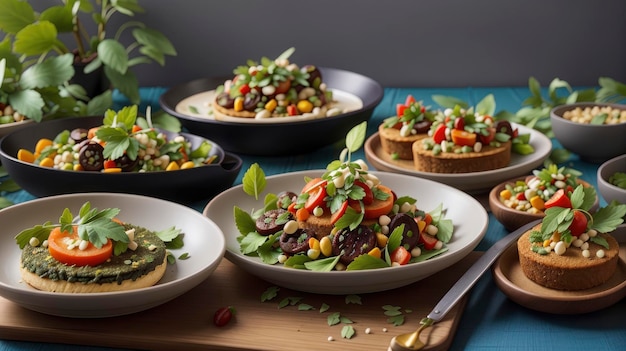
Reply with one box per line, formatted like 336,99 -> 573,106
34,0 -> 626,88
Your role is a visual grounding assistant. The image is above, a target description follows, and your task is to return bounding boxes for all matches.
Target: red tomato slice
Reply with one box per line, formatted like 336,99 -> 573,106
544,189 -> 572,209
353,180 -> 374,205
331,200 -> 349,225
419,232 -> 438,250
453,117 -> 465,130
390,246 -> 411,265
302,178 -> 327,212
450,129 -> 476,147
363,185 -> 394,219
432,124 -> 447,144
479,127 -> 496,144
397,104 -> 409,117
568,210 -> 588,236
47,226 -> 113,267
404,94 -> 416,106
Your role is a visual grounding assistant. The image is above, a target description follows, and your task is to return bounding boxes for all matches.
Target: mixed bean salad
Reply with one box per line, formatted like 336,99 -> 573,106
16,106 -> 219,173
234,122 -> 454,271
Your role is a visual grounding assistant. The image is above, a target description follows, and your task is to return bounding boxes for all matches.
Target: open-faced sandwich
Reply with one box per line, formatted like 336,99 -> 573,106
16,202 -> 183,293
517,185 -> 626,290
378,94 -> 437,160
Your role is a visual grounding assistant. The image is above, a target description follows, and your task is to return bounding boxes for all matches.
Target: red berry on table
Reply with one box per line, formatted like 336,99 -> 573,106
213,306 -> 236,327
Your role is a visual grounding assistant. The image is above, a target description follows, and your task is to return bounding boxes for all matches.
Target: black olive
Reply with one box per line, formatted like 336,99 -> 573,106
332,225 -> 377,265
70,128 -> 89,143
215,92 -> 235,109
114,154 -> 139,172
301,65 -> 322,88
389,213 -> 420,250
78,141 -> 105,171
276,191 -> 298,209
256,209 -> 292,236
414,120 -> 432,133
243,93 -> 261,111
280,228 -> 315,255
495,120 -> 514,137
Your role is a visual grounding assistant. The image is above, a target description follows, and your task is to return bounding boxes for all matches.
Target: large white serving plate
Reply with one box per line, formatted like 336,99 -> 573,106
203,170 -> 488,294
365,124 -> 552,194
0,193 -> 225,318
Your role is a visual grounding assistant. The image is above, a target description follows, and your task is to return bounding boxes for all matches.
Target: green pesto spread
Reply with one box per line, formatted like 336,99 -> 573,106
20,224 -> 167,285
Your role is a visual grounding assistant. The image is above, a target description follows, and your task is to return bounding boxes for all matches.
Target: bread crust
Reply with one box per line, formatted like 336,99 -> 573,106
20,256 -> 167,293
378,124 -> 428,160
517,225 -> 619,290
412,140 -> 511,173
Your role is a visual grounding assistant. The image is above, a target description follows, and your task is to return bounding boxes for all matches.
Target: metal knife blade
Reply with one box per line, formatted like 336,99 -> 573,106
427,219 -> 541,322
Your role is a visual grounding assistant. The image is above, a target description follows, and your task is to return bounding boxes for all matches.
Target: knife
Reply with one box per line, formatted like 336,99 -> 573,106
427,219 -> 541,322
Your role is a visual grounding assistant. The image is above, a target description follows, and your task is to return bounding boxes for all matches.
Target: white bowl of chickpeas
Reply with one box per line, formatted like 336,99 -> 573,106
550,102 -> 626,163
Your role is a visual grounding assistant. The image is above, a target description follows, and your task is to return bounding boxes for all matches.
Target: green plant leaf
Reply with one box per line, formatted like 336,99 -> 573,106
0,0 -> 36,34
19,53 -> 74,89
104,65 -> 140,104
14,21 -> 64,56
345,121 -> 366,152
133,27 -> 177,56
432,94 -> 469,109
242,163 -> 266,200
8,89 -> 44,121
112,0 -> 145,15
98,39 -> 129,74
475,94 -> 496,116
40,5 -> 73,32
138,46 -> 165,66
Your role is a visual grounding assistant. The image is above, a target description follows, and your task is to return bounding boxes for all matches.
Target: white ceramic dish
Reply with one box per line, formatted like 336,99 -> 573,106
0,119 -> 34,139
203,170 -> 488,294
364,124 -> 552,194
0,193 -> 225,318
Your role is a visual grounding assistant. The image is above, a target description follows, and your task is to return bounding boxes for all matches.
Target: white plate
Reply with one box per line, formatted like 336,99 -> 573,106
203,170 -> 488,294
364,124 -> 552,194
0,193 -> 225,318
0,119 -> 34,139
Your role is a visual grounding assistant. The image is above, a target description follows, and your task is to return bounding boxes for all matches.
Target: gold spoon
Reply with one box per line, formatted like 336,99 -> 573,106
388,220 -> 540,351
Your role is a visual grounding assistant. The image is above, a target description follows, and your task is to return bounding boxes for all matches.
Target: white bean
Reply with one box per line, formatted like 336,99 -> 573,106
283,220 -> 299,234
554,241 -> 566,255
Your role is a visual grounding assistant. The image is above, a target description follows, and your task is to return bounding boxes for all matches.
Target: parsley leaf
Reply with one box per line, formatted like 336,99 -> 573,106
590,202 -> 626,233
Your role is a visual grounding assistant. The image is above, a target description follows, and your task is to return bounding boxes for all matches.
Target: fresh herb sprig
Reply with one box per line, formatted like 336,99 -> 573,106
15,202 -> 129,250
539,186 -> 626,246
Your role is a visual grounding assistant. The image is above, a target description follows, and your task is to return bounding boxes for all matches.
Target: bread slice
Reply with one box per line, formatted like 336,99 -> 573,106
517,225 -> 619,290
20,225 -> 168,293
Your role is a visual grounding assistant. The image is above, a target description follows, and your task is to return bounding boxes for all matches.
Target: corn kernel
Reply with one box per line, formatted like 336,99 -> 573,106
39,157 -> 54,167
166,161 -> 180,171
368,247 -> 382,259
320,236 -> 333,257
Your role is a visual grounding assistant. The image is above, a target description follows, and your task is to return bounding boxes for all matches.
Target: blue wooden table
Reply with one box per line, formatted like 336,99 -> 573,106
1,87 -> 623,351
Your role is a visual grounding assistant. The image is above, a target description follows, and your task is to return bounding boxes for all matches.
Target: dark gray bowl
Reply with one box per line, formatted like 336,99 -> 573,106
597,154 -> 626,205
0,116 -> 242,204
159,67 -> 384,156
550,102 -> 626,163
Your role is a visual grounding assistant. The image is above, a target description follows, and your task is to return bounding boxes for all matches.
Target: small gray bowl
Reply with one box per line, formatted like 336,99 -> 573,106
597,154 -> 626,205
550,102 -> 626,163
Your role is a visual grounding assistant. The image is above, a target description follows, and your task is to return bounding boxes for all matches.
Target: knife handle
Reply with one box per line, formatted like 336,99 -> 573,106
426,219 -> 540,322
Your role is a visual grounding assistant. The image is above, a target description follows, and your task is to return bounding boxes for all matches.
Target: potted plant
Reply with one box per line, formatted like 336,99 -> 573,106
0,0 -> 177,106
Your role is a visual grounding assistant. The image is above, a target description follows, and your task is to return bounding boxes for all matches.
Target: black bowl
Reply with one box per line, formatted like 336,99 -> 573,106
0,116 -> 242,204
159,67 -> 384,156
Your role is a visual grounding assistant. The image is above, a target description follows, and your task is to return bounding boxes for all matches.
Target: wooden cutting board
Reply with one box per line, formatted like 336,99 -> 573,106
0,252 -> 482,351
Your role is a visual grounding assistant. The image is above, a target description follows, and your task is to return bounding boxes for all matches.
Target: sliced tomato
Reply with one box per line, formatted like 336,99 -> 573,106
404,94 -> 416,106
331,200 -> 349,225
103,160 -> 117,169
432,124 -> 447,144
568,210 -> 588,236
419,231 -> 438,250
353,180 -> 373,205
450,129 -> 476,147
239,83 -> 251,95
363,185 -> 394,219
302,178 -> 327,212
397,103 -> 409,117
47,226 -> 113,267
453,117 -> 465,130
544,189 -> 572,209
479,127 -> 496,144
287,104 -> 298,116
390,246 -> 411,265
